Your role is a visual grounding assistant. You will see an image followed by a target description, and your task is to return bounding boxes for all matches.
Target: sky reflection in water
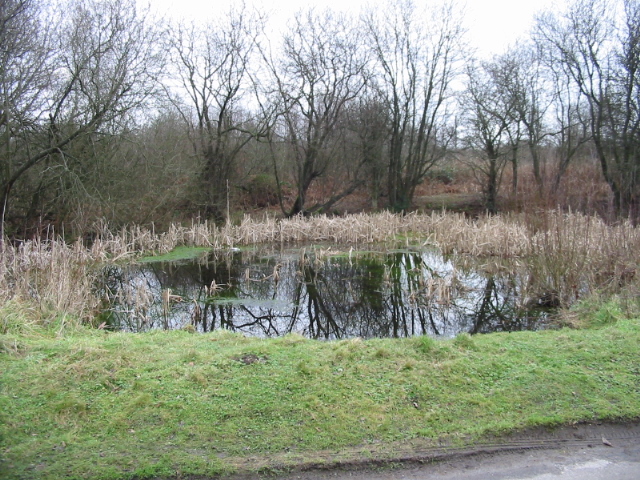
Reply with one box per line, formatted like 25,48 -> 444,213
98,246 -> 549,339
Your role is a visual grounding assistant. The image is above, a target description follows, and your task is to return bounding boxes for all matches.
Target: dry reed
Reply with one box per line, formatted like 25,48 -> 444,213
0,238 -> 99,329
2,210 -> 638,329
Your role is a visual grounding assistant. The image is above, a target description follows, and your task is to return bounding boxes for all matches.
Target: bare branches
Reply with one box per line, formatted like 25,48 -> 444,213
264,8 -> 368,216
363,0 -> 465,211
535,0 -> 640,216
0,0 -> 165,238
460,58 -> 517,213
165,5 -> 265,222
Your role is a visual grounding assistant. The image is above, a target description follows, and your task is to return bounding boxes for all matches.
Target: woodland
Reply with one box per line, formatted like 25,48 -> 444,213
1,0 -> 640,240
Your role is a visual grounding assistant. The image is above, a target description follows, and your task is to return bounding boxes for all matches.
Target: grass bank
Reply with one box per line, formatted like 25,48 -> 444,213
2,303 -> 639,479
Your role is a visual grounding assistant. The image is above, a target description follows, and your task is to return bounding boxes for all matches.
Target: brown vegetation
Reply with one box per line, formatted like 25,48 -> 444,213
2,0 -> 639,236
2,208 -> 638,331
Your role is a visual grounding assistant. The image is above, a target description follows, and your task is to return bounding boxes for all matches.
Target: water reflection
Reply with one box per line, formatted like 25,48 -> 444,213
97,247 -> 549,338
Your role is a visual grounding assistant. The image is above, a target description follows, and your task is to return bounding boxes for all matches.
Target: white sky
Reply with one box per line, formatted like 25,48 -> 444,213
145,0 -> 564,57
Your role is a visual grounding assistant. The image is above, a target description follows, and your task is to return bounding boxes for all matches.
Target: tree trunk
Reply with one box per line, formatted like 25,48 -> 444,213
510,148 -> 518,195
0,186 -> 8,247
485,155 -> 499,214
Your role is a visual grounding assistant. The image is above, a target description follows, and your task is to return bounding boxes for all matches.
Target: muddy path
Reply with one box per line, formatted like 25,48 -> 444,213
225,421 -> 640,479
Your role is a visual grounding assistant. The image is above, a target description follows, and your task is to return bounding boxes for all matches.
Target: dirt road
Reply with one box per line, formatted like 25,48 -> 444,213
245,422 -> 640,480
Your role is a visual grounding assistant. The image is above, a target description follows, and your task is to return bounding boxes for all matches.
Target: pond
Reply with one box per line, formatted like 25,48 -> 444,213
97,245 -> 552,339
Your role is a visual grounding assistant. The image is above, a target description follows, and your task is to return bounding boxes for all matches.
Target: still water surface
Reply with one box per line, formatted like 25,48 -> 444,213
98,246 -> 549,338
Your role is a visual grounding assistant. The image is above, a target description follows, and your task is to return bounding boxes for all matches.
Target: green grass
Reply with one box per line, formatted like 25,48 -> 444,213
1,313 -> 640,479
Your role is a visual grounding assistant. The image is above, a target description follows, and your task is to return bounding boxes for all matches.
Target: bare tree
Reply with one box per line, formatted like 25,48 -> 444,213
536,0 -> 640,217
481,50 -> 524,195
0,0 -> 163,239
167,6 -> 263,222
263,8 -> 368,216
535,37 -> 590,194
0,0 -> 53,237
460,61 -> 517,214
349,93 -> 389,209
363,0 -> 464,212
493,44 -> 552,194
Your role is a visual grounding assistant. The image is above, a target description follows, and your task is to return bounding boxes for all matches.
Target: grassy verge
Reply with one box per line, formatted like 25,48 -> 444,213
1,303 -> 639,479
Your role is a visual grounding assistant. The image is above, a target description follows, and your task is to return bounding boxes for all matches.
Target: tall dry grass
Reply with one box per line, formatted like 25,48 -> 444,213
1,210 -> 638,330
0,238 -> 99,331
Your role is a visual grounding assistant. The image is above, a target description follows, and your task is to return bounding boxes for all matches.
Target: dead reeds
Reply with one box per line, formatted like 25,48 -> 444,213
0,237 -> 99,330
2,210 -> 638,330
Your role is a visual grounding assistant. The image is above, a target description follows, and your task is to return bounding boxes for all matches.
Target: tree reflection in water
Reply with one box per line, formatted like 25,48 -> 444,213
97,247 -> 549,338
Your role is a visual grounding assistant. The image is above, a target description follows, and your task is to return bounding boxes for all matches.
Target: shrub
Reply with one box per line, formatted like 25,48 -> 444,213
243,174 -> 279,208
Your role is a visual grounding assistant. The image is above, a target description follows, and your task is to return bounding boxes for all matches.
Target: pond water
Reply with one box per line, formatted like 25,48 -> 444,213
97,246 -> 551,339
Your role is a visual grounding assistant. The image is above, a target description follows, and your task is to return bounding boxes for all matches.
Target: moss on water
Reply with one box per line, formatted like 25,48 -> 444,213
138,246 -> 212,263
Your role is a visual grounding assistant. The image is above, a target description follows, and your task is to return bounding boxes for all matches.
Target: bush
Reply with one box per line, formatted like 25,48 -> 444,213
243,174 -> 279,208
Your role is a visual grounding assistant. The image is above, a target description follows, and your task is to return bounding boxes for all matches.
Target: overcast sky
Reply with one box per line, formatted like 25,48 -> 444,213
145,0 -> 563,57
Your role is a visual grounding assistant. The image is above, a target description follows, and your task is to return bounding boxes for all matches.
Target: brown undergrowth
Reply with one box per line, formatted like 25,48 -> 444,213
501,160 -> 612,217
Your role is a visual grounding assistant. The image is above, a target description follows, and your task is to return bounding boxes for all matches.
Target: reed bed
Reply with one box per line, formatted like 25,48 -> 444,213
1,210 -> 639,330
0,238 -> 99,330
